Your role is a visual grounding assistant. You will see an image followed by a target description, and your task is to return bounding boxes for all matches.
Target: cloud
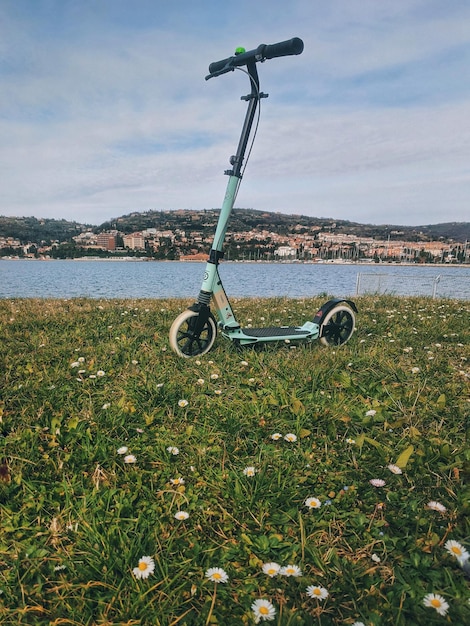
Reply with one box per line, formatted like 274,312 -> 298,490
1,0 -> 470,225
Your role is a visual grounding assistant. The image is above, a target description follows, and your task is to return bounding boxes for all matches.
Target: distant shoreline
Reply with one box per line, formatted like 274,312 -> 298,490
1,256 -> 469,268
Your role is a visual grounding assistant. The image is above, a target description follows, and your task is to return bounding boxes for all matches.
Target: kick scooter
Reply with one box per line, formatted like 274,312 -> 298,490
169,37 -> 357,358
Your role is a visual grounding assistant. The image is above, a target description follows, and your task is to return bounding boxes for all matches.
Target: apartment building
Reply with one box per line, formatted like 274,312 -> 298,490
96,233 -> 116,250
123,232 -> 145,250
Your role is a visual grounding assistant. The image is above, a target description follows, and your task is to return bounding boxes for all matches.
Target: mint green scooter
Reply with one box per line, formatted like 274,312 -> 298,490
169,38 -> 357,358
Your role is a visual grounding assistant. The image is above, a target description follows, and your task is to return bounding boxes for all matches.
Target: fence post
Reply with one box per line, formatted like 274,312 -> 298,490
432,275 -> 441,299
356,273 -> 361,295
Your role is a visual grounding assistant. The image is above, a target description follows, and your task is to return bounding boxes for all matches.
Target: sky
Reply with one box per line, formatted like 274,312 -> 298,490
1,0 -> 470,227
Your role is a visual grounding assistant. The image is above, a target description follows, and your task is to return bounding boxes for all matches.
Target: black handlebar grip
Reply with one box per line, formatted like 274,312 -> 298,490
263,37 -> 304,59
208,56 -> 233,76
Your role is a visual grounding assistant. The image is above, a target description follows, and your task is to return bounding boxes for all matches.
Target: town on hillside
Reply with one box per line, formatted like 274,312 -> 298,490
0,209 -> 469,263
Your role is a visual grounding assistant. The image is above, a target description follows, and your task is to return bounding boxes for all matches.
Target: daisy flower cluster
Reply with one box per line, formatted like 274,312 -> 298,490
256,562 -> 329,620
420,540 -> 469,616
262,563 -> 302,577
270,432 -> 297,442
70,356 -> 106,380
117,445 -> 136,464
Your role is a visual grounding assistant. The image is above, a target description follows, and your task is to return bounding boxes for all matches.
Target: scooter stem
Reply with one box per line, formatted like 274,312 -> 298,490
209,60 -> 263,257
230,59 -> 261,178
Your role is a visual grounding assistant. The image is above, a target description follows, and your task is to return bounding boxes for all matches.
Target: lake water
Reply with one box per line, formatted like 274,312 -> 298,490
0,259 -> 469,300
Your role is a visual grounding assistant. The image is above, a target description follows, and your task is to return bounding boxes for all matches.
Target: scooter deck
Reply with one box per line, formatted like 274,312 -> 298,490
241,326 -> 309,338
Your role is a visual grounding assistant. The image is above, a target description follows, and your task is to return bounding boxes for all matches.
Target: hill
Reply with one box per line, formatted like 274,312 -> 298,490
0,215 -> 91,244
1,210 -> 469,245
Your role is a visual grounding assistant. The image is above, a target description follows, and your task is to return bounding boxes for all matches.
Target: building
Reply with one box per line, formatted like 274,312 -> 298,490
96,233 -> 116,251
123,232 -> 145,250
275,245 -> 297,258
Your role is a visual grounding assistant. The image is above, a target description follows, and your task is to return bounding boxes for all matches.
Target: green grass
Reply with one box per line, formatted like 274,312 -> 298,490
0,295 -> 469,625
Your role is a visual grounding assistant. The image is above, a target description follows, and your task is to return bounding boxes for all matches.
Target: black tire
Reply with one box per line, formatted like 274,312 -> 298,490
169,310 -> 217,358
319,304 -> 355,346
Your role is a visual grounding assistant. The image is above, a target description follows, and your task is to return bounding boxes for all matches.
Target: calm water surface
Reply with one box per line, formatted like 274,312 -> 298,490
1,259 -> 469,299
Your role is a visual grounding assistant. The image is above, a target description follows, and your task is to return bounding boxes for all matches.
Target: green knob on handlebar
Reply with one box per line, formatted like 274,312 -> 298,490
235,47 -> 246,55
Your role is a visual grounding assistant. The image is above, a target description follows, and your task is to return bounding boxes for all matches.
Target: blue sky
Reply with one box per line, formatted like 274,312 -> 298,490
1,0 -> 470,226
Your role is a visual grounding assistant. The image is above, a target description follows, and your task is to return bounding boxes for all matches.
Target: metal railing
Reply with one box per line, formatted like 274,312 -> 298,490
355,272 -> 467,299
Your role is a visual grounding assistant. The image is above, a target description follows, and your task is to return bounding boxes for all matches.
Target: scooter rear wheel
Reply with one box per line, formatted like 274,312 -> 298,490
319,304 -> 355,346
169,309 -> 217,358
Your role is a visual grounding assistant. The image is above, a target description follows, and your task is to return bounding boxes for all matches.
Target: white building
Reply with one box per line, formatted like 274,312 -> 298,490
275,246 -> 297,258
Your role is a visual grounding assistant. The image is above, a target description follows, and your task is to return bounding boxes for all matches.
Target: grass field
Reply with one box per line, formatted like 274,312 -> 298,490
0,295 -> 469,625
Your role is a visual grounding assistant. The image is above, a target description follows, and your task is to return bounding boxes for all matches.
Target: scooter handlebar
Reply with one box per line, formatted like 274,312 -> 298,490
207,37 -> 304,79
264,37 -> 304,59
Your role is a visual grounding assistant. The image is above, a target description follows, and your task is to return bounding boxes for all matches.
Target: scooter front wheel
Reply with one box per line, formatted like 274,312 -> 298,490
319,304 -> 356,346
169,309 -> 217,358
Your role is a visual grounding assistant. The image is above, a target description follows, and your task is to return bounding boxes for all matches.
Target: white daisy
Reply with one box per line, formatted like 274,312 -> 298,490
270,433 -> 283,440
262,562 -> 280,577
251,599 -> 276,623
178,399 -> 189,408
167,446 -> 180,455
174,511 -> 189,521
284,433 -> 297,442
205,567 -> 228,583
369,478 -> 386,487
444,540 -> 470,563
243,466 -> 256,477
365,409 -> 377,416
170,477 -> 185,486
346,438 -> 356,444
426,501 -> 446,512
133,555 -> 155,580
124,454 -> 136,464
96,370 -> 105,377
279,564 -> 302,577
306,585 -> 329,600
387,464 -> 403,474
423,593 -> 449,616
117,446 -> 129,455
304,497 -> 321,509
